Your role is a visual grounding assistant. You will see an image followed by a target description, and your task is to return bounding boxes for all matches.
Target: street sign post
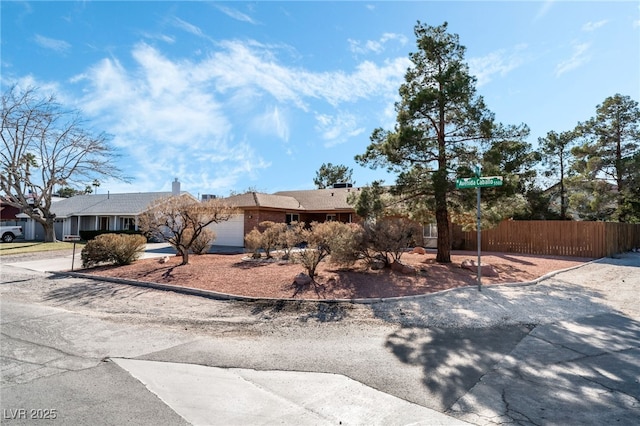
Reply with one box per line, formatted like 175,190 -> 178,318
63,235 -> 81,271
455,175 -> 503,291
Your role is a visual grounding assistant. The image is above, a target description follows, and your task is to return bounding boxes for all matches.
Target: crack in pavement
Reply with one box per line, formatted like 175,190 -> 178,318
501,388 -> 542,426
1,331 -> 83,360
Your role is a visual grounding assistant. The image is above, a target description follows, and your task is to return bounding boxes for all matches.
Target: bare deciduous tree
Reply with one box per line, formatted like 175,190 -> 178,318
1,85 -> 125,241
139,195 -> 237,265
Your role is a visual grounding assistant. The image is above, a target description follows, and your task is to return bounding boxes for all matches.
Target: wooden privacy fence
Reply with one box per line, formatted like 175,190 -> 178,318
457,220 -> 640,258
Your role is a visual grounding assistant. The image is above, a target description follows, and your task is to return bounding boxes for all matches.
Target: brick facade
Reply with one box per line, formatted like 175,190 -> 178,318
243,209 -> 288,233
242,208 -> 363,236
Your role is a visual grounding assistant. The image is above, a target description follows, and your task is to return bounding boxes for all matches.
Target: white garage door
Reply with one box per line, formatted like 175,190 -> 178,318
206,214 -> 245,246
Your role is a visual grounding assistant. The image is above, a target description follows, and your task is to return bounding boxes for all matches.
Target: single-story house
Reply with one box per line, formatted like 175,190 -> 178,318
219,185 -> 432,248
19,179 -> 193,241
17,180 -> 433,247
216,186 -> 362,246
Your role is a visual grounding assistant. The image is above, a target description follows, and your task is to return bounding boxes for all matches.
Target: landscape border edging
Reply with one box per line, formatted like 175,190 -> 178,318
51,257 -> 602,305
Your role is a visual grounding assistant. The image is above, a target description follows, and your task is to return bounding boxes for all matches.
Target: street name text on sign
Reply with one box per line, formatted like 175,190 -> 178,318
455,176 -> 503,189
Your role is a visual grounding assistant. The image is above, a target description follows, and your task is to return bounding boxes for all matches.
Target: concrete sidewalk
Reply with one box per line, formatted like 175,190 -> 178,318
112,358 -> 469,425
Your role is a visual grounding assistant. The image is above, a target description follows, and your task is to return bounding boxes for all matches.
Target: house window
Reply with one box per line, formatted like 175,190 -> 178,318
122,217 -> 136,231
423,223 -> 438,239
285,213 -> 299,224
326,214 -> 336,222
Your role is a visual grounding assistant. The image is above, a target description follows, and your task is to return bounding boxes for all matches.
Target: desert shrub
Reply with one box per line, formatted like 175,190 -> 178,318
81,236 -> 111,268
278,221 -> 305,260
138,195 -> 237,265
189,228 -> 215,255
294,221 -> 359,277
244,228 -> 263,259
81,233 -> 146,268
259,221 -> 287,259
363,217 -> 421,266
327,223 -> 366,268
295,248 -> 323,278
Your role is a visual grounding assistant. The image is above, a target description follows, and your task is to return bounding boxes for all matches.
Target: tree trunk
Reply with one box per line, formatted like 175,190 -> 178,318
434,170 -> 451,263
435,202 -> 451,263
559,154 -> 567,220
43,225 -> 56,242
37,216 -> 57,243
179,247 -> 190,265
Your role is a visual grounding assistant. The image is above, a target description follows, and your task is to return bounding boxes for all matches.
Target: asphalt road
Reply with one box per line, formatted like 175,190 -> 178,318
1,250 -> 639,425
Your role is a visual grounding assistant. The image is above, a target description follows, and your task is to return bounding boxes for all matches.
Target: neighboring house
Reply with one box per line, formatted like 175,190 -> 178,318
19,179 -> 194,241
0,198 -> 22,226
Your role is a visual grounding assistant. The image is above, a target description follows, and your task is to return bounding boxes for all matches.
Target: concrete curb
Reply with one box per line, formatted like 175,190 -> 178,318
51,257 -> 602,306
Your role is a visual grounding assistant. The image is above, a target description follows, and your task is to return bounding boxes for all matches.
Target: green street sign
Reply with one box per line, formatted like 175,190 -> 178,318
456,177 -> 478,189
477,176 -> 503,187
456,176 -> 503,189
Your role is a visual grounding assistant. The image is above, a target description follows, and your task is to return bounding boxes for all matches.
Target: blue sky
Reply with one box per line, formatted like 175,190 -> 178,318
2,1 -> 639,198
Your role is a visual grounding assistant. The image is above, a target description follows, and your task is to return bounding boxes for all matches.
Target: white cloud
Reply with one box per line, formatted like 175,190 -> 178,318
33,34 -> 71,53
582,20 -> 608,32
70,43 -> 270,194
468,45 -> 528,86
51,39 -> 407,193
141,32 -> 175,44
348,32 -> 408,55
204,40 -> 409,108
252,106 -> 290,142
315,112 -> 365,147
172,17 -> 206,38
534,0 -> 555,21
215,5 -> 257,24
555,42 -> 591,77
9,76 -> 66,105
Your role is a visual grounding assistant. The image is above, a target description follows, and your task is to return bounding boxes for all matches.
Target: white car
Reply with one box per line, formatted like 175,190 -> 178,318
1,225 -> 23,243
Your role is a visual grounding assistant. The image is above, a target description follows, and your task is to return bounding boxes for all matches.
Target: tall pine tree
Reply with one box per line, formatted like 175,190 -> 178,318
356,22 -> 527,262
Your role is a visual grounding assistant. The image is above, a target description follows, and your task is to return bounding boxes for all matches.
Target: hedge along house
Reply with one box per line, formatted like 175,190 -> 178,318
19,179 -> 196,241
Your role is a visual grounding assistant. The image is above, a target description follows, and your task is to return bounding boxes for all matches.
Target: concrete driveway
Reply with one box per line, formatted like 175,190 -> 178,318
2,243 -> 245,274
1,242 -> 177,273
1,250 -> 639,425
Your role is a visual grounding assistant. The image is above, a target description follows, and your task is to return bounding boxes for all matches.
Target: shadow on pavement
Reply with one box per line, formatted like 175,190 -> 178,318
385,324 -> 532,411
449,313 -> 640,424
369,265 -> 640,423
42,278 -> 152,306
249,300 -> 350,323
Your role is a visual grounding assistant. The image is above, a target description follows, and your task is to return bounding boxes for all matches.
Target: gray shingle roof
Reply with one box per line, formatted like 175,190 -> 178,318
50,192 -> 192,217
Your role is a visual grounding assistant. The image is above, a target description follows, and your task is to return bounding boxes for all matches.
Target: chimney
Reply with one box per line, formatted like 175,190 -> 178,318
172,178 -> 181,196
